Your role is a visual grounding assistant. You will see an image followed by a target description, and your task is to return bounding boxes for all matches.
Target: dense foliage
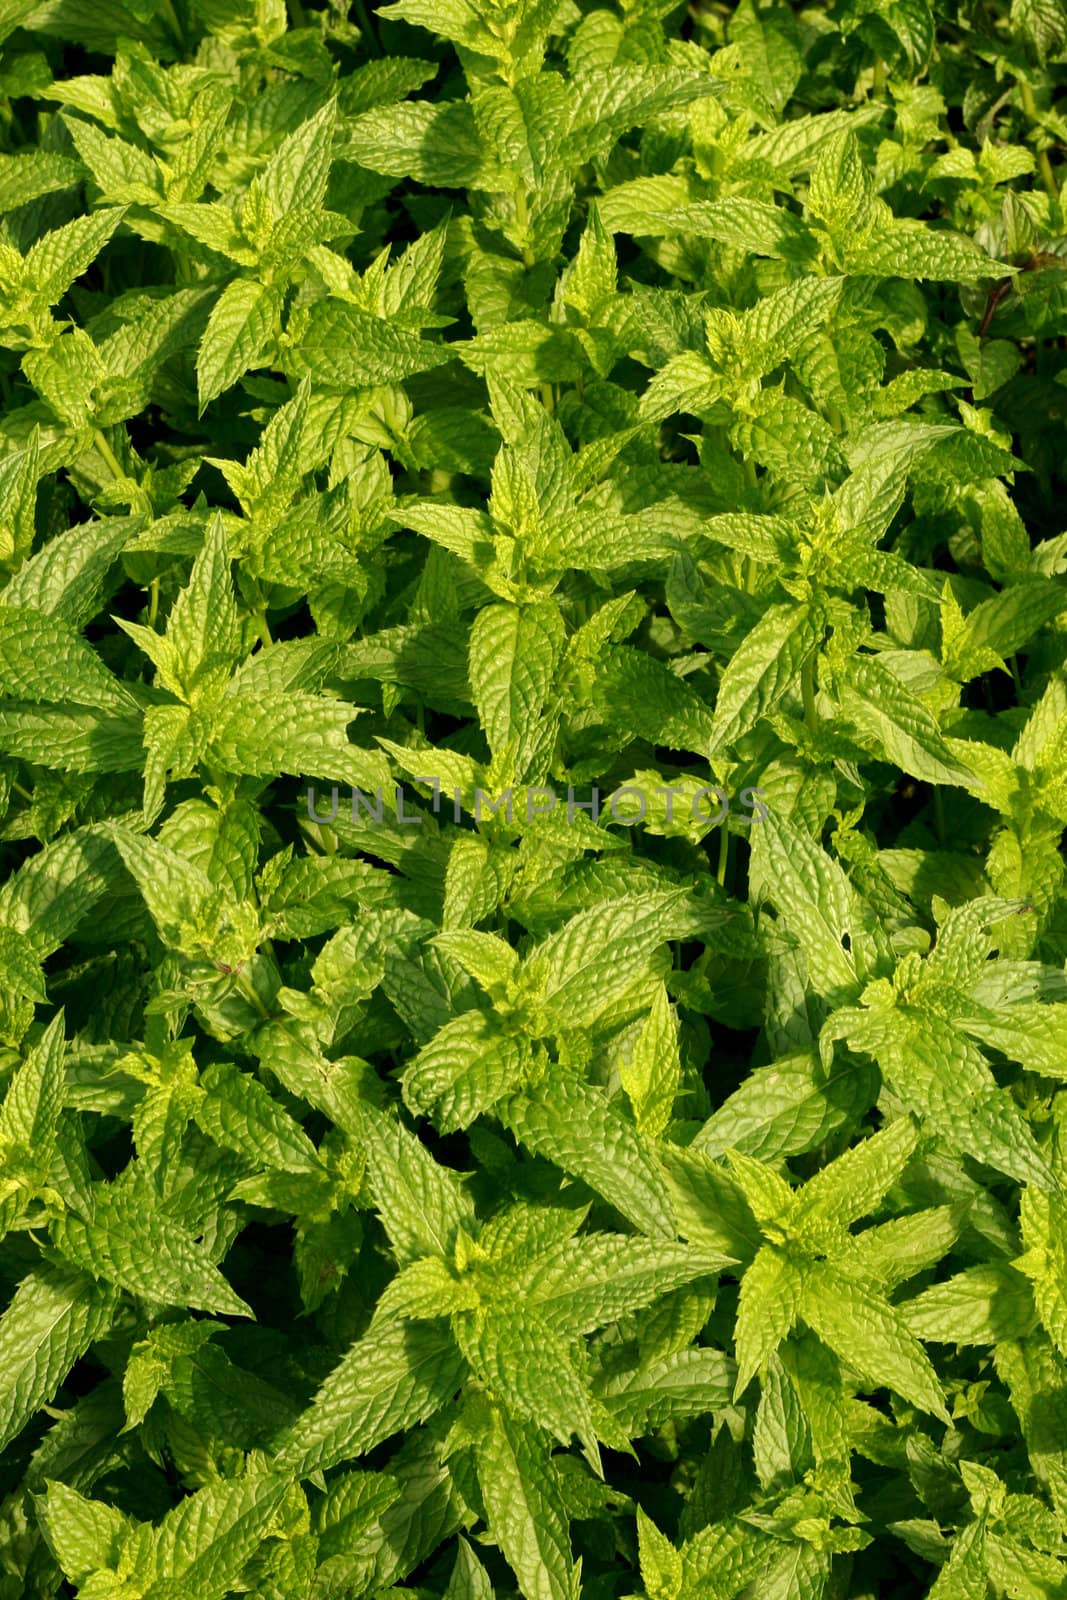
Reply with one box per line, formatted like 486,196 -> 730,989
1,0 -> 1067,1595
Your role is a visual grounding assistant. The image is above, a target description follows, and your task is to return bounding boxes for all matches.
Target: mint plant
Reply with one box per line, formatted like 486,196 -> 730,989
0,0 -> 1065,1596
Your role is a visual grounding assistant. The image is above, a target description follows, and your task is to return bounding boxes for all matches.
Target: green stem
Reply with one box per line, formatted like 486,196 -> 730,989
257,611 -> 273,648
1020,79 -> 1059,198
872,57 -> 886,96
94,428 -> 125,483
801,654 -> 818,734
351,0 -> 381,53
147,576 -> 160,629
716,820 -> 730,888
1038,150 -> 1058,199
234,967 -> 270,1019
161,0 -> 183,49
11,779 -> 32,801
514,186 -> 534,269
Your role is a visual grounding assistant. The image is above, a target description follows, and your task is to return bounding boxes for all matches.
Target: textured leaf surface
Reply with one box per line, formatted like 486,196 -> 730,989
274,1317 -> 466,1477
0,1266 -> 117,1450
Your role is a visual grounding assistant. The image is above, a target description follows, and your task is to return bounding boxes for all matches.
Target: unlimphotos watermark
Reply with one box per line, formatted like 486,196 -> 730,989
304,780 -> 768,827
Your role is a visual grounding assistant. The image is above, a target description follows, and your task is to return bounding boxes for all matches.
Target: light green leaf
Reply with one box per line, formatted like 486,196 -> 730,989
619,981 -> 682,1139
734,1243 -> 803,1396
0,1264 -> 117,1451
503,1068 -> 677,1238
286,300 -> 454,386
708,600 -> 825,756
801,1259 -> 950,1420
473,1402 -> 580,1600
748,811 -> 862,1006
837,654 -> 977,787
197,278 -> 281,410
51,1177 -> 253,1317
273,1316 -> 466,1477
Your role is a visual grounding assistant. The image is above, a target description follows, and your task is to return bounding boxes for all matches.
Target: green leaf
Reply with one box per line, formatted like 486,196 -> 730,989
692,1052 -> 876,1163
454,1299 -> 604,1468
445,1537 -> 495,1600
252,100 -> 336,216
0,824 -> 115,959
468,600 -> 564,778
518,1234 -> 732,1337
37,1481 -> 130,1586
52,1176 -> 254,1318
789,1115 -> 919,1235
901,1261 -> 1037,1345
354,1098 -> 477,1266
473,1402 -> 580,1600
286,300 -> 454,386
197,279 -> 281,410
848,220 -> 1002,282
597,1347 -> 735,1434
25,207 -> 126,306
0,1264 -> 117,1451
522,890 -> 691,1030
274,1316 -> 466,1477
836,653 -> 977,788
800,1259 -> 950,1420
708,601 -> 825,755
733,1243 -> 803,1396
0,605 -> 135,711
503,1068 -> 677,1238
619,981 -> 682,1138
195,1060 -> 324,1175
1,514 -> 131,625
139,1473 -> 291,1600
0,1009 -> 66,1146
748,811 -> 864,1006
402,1010 -> 526,1132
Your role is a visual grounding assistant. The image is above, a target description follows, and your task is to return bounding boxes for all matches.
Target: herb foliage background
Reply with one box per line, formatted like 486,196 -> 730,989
0,0 -> 1066,1594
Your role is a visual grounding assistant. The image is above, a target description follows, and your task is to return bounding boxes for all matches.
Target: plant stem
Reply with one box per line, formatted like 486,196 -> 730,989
716,820 -> 730,888
147,576 -> 160,628
94,428 -> 125,483
801,654 -> 817,734
257,611 -> 273,648
351,0 -> 381,54
234,966 -> 270,1019
872,57 -> 886,96
1038,150 -> 1057,199
1019,79 -> 1059,198
161,0 -> 183,49
514,187 -> 534,269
